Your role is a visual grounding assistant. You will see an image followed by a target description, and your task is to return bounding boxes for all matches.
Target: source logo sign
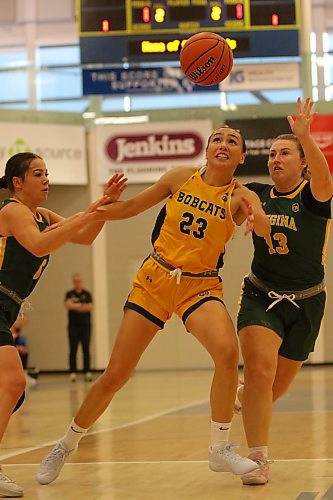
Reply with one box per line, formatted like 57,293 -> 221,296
96,121 -> 212,184
0,123 -> 87,185
8,139 -> 32,157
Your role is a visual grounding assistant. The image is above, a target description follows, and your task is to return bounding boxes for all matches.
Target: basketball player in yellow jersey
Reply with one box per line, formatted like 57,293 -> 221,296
38,127 -> 271,485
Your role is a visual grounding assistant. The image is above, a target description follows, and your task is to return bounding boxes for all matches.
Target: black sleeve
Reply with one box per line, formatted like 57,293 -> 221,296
301,182 -> 332,219
244,182 -> 270,197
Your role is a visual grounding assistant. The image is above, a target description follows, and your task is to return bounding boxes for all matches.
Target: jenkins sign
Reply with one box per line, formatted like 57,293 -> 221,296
96,121 -> 212,184
106,133 -> 203,162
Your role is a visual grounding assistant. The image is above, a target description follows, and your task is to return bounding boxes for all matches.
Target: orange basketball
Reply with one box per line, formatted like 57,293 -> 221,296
180,32 -> 233,86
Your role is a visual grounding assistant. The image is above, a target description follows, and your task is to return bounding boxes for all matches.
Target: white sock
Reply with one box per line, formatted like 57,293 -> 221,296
61,419 -> 88,451
210,420 -> 231,449
249,446 -> 268,459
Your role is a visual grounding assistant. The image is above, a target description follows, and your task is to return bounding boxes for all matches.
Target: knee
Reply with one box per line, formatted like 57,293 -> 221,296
212,343 -> 238,370
3,374 -> 26,401
243,358 -> 276,390
100,365 -> 132,394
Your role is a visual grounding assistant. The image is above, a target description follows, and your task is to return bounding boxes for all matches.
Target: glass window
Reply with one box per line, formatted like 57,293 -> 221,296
38,99 -> 89,112
36,46 -> 85,110
102,97 -> 131,112
0,70 -> 28,102
225,91 -> 261,105
0,49 -> 27,69
130,92 -> 221,110
0,49 -> 28,106
260,89 -> 302,103
38,67 -> 82,100
0,102 -> 29,110
328,32 -> 333,52
37,45 -> 80,67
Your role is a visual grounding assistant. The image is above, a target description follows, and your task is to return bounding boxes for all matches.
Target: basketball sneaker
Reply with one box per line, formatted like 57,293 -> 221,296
84,372 -> 93,382
37,441 -> 77,485
0,467 -> 23,497
241,451 -> 271,485
69,373 -> 77,383
208,444 -> 258,475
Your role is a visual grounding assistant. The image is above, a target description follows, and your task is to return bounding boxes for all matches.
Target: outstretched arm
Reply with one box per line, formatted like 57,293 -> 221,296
95,166 -> 195,221
287,97 -> 333,201
45,173 -> 128,244
3,194 -> 109,257
233,185 -> 271,238
68,173 -> 128,244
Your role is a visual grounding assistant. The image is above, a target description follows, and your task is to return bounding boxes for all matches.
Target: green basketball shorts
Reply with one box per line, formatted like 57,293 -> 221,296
237,277 -> 326,361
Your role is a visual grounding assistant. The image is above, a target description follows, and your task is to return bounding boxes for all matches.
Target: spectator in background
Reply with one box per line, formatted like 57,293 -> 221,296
65,273 -> 93,382
10,314 -> 38,388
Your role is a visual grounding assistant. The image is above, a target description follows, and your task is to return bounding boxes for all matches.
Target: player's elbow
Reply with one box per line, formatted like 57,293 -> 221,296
30,245 -> 48,258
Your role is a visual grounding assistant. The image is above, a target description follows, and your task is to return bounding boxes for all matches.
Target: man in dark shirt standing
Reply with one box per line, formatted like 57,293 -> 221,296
65,273 -> 93,382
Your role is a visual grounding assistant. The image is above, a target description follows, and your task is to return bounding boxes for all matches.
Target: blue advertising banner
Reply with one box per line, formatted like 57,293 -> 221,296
82,67 -> 219,95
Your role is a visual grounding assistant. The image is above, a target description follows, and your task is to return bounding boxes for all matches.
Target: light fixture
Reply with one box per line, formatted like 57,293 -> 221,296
94,115 -> 149,125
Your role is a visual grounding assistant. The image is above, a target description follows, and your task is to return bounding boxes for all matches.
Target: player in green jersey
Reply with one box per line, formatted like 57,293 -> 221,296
236,98 -> 333,485
0,152 -> 126,497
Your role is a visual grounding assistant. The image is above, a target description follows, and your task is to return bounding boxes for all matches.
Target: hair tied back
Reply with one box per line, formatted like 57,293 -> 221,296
0,175 -> 7,189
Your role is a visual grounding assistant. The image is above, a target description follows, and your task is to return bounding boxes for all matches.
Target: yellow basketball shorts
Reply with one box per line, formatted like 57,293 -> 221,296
125,256 -> 224,328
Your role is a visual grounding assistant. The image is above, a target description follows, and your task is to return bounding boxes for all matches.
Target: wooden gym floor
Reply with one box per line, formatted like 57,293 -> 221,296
1,366 -> 333,500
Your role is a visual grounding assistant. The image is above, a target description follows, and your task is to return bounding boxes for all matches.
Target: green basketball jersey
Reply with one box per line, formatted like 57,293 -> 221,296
0,199 -> 50,299
251,180 -> 331,290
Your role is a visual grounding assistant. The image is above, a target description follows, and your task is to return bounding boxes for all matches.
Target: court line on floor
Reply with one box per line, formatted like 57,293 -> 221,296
4,458 -> 333,466
0,398 -> 209,461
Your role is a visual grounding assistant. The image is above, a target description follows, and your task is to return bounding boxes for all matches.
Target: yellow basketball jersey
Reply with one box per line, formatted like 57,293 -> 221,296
152,170 -> 236,273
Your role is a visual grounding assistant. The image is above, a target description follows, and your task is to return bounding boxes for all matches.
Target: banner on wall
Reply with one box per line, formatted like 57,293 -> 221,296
0,123 -> 87,185
95,120 -> 212,184
83,67 -> 219,95
220,63 -> 300,91
310,115 -> 333,172
228,118 -> 288,176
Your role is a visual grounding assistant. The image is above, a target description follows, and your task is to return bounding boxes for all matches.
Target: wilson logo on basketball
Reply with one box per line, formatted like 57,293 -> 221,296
106,133 -> 203,162
189,56 -> 217,81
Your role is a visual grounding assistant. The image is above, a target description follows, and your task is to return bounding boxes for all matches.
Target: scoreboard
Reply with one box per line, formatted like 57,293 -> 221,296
79,0 -> 299,34
78,0 -> 300,63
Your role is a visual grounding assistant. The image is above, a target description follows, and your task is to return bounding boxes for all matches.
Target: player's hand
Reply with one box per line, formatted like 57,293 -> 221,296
240,196 -> 254,235
103,173 -> 128,203
82,195 -> 111,216
44,195 -> 111,231
287,97 -> 317,138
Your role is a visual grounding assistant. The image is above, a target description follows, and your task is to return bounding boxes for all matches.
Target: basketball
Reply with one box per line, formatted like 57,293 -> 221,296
180,32 -> 233,86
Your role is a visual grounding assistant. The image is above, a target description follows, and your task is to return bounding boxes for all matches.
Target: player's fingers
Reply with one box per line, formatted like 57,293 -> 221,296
106,173 -> 125,186
297,96 -> 302,113
287,115 -> 295,127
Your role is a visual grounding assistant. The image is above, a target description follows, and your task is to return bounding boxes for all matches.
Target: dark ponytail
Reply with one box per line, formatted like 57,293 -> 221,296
0,175 -> 7,189
3,152 -> 42,192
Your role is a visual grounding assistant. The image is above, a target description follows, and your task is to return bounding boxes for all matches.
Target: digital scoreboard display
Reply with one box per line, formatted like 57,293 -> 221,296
78,0 -> 300,63
79,0 -> 299,34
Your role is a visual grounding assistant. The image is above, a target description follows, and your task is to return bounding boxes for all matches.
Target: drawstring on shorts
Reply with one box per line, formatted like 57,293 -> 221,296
266,291 -> 299,311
